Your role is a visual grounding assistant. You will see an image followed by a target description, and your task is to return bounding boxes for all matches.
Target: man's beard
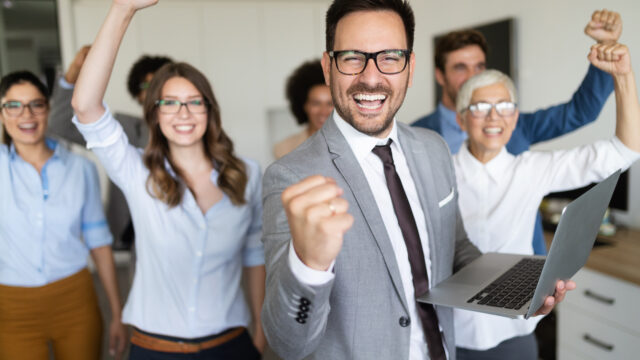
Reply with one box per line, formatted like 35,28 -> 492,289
331,81 -> 406,137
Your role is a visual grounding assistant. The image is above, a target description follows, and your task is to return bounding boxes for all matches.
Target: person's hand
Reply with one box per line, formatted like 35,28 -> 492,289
533,279 -> 576,316
113,0 -> 158,11
282,175 -> 354,271
584,9 -> 622,45
64,45 -> 91,84
251,324 -> 266,354
588,43 -> 631,76
108,318 -> 128,360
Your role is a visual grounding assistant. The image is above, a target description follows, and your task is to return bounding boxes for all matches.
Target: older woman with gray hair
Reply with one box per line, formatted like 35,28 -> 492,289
451,43 -> 640,359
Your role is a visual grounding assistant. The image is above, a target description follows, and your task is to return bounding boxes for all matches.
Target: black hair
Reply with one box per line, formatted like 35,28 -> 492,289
126,55 -> 173,99
286,60 -> 326,125
325,0 -> 415,52
434,29 -> 488,72
0,71 -> 50,145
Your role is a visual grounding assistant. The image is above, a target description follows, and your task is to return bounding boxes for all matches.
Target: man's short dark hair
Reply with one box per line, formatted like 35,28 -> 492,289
434,29 -> 488,72
127,55 -> 173,99
286,60 -> 326,125
326,0 -> 415,52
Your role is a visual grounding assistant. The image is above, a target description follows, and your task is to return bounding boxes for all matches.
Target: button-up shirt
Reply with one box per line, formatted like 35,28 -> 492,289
290,112 -> 441,360
452,137 -> 640,350
73,108 -> 264,338
0,139 -> 112,287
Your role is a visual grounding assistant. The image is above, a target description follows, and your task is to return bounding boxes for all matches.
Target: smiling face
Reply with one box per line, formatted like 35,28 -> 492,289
304,84 -> 333,133
458,82 -> 518,163
157,76 -> 208,150
0,82 -> 48,147
436,45 -> 486,109
322,10 -> 415,138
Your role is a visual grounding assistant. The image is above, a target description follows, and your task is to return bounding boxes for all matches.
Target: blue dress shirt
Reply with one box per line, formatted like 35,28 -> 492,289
412,64 -> 614,255
73,108 -> 265,338
0,139 -> 112,287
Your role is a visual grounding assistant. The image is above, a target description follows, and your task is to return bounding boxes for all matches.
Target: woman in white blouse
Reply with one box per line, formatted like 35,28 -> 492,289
452,43 -> 640,359
71,0 -> 266,358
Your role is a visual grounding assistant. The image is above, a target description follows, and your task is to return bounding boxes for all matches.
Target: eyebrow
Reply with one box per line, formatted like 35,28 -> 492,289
161,95 -> 203,100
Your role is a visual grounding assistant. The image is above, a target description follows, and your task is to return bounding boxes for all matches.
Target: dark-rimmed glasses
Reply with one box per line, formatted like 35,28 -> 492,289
464,101 -> 517,118
1,100 -> 48,117
329,49 -> 411,75
155,99 -> 208,114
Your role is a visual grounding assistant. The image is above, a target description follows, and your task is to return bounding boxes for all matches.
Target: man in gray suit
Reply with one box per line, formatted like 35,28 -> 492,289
47,47 -> 170,247
261,1 -> 573,359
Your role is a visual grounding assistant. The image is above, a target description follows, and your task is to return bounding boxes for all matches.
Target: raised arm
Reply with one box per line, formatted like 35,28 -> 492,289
515,9 -> 622,148
48,46 -> 91,145
589,43 -> 640,152
71,0 -> 157,123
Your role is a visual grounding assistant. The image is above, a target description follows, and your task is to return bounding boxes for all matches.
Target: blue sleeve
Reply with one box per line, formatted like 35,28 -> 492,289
81,160 -> 113,249
517,64 -> 614,145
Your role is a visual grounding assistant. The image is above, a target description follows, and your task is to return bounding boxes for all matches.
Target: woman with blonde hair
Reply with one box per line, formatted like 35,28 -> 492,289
71,0 -> 265,358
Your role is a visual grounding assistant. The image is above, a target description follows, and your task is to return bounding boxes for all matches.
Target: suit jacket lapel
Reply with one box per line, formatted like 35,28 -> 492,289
397,125 -> 443,282
322,117 -> 409,313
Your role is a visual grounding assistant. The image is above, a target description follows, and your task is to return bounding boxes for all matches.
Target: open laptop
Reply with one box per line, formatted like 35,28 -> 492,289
417,170 -> 621,319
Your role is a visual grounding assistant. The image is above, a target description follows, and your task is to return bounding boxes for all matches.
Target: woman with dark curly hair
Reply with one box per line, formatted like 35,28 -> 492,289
71,0 -> 265,358
274,59 -> 333,159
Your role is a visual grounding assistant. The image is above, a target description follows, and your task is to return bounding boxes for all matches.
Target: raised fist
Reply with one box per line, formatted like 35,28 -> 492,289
282,176 -> 353,271
584,9 -> 622,45
588,43 -> 631,76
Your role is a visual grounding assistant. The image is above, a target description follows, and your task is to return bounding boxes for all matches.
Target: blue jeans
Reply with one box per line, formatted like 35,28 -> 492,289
129,329 -> 261,360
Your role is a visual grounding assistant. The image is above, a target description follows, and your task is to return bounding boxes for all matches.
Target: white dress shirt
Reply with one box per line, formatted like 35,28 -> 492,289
73,107 -> 264,338
453,137 -> 640,350
289,112 -> 443,360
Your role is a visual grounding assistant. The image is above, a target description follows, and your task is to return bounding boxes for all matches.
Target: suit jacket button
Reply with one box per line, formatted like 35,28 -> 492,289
297,311 -> 308,319
300,298 -> 311,306
399,316 -> 410,327
299,304 -> 309,312
296,317 -> 306,324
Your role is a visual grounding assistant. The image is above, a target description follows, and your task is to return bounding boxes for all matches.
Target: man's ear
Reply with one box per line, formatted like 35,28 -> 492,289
321,52 -> 332,87
407,51 -> 416,88
435,68 -> 446,87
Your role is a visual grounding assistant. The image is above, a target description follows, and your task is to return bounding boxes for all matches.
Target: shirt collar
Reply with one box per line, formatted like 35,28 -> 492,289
332,111 -> 400,162
456,142 -> 514,184
437,102 -> 461,131
9,137 -> 66,163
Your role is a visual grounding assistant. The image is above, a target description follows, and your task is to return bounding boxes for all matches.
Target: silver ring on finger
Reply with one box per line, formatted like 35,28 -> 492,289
328,202 -> 337,216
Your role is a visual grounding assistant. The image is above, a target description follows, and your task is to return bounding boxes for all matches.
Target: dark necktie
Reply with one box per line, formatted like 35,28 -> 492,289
372,139 -> 446,360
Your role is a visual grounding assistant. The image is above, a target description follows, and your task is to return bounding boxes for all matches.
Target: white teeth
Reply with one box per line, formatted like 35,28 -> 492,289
175,125 -> 195,132
18,123 -> 37,130
484,127 -> 502,134
354,94 -> 386,101
358,103 -> 382,110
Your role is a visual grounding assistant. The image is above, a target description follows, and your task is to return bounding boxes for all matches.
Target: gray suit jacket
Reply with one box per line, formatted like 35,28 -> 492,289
262,115 -> 481,360
47,79 -> 149,243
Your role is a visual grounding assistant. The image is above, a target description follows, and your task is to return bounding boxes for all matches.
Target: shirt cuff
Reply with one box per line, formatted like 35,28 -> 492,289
72,104 -> 123,149
288,241 -> 335,286
58,77 -> 74,90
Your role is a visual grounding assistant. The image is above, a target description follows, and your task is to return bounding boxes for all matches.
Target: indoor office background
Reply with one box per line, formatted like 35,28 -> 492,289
1,0 -> 640,359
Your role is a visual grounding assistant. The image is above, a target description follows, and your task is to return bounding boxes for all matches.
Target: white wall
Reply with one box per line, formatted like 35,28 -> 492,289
58,0 -> 640,227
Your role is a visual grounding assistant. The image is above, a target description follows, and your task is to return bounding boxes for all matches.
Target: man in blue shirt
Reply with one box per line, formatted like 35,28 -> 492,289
413,9 -> 621,255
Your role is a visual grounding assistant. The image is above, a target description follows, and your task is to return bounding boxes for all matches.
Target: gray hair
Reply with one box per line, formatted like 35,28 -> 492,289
456,69 -> 518,114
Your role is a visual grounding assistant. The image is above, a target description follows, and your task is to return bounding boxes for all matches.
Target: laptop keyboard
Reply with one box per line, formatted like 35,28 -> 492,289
466,258 -> 545,310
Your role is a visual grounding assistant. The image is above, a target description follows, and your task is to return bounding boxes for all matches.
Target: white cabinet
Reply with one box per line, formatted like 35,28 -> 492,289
557,268 -> 640,359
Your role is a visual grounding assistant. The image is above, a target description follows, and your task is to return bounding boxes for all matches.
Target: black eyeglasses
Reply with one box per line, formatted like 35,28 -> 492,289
155,99 -> 208,114
464,101 -> 517,118
329,49 -> 411,75
1,100 -> 48,117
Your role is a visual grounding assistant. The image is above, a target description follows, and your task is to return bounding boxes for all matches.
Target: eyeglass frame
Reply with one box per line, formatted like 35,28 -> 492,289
154,99 -> 209,114
0,100 -> 49,117
328,49 -> 412,75
462,101 -> 518,118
